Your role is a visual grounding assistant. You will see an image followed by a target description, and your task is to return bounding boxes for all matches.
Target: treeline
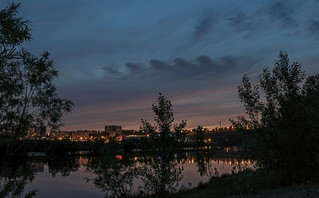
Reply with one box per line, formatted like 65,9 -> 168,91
0,129 -> 249,158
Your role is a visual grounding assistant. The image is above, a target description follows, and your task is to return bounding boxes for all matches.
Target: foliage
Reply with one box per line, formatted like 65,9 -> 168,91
139,93 -> 185,196
209,131 -> 248,147
45,139 -> 78,156
232,51 -> 319,182
122,139 -> 138,153
86,139 -> 106,154
140,93 -> 186,152
103,137 -> 123,155
193,126 -> 205,147
47,156 -> 80,177
139,157 -> 184,197
173,119 -> 187,144
86,155 -> 138,198
169,168 -> 283,198
0,3 -> 73,155
194,150 -> 215,180
0,160 -> 37,198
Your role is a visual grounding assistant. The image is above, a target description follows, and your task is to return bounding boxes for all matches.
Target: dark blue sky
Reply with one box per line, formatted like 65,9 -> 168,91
5,0 -> 319,130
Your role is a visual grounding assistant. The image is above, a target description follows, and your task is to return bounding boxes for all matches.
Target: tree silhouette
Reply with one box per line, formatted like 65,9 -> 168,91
232,51 -> 319,182
194,126 -> 205,147
139,93 -> 185,196
0,3 -> 73,155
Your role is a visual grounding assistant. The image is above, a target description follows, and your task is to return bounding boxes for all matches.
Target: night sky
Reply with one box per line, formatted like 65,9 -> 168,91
5,0 -> 319,130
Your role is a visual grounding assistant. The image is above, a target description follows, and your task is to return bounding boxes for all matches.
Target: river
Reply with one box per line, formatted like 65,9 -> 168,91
1,149 -> 253,198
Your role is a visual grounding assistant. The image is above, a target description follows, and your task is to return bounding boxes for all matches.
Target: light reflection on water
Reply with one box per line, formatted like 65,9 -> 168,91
19,151 -> 253,198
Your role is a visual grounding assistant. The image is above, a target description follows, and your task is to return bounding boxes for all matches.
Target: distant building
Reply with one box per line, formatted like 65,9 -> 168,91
35,126 -> 46,136
121,130 -> 150,140
25,126 -> 47,139
105,125 -> 122,138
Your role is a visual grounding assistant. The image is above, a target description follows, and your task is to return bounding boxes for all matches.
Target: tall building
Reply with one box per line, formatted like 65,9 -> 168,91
105,125 -> 122,137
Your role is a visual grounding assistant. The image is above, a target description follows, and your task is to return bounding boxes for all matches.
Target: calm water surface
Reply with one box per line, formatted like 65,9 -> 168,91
2,150 -> 253,198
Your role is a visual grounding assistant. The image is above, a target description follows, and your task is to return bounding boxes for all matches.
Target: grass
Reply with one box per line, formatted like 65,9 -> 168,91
167,168 -> 319,198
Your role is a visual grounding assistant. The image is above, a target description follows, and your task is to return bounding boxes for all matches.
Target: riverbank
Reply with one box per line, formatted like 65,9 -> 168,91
168,168 -> 319,198
172,184 -> 319,198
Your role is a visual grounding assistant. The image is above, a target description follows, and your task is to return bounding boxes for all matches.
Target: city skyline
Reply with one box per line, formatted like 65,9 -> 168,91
9,0 -> 319,130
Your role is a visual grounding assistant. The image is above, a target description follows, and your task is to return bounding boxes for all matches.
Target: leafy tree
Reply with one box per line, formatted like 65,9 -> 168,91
0,3 -> 73,155
232,51 -> 319,182
174,119 -> 187,143
140,93 -> 186,151
193,125 -> 205,147
45,139 -> 78,156
139,93 -> 185,196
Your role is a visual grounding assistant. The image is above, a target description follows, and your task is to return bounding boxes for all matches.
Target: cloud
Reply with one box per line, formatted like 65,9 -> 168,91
195,55 -> 216,67
193,12 -> 214,39
227,11 -> 254,33
227,11 -> 246,26
103,67 -> 121,75
125,62 -> 144,74
148,55 -> 241,80
265,2 -> 297,28
149,59 -> 171,71
281,17 -> 296,28
268,2 -> 291,20
173,58 -> 194,69
309,20 -> 319,35
64,53 -> 253,107
112,54 -> 252,86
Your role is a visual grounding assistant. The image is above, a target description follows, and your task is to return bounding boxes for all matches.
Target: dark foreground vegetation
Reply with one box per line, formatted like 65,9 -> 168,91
1,2 -> 319,198
233,51 -> 319,184
170,168 -> 319,198
168,52 -> 319,197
